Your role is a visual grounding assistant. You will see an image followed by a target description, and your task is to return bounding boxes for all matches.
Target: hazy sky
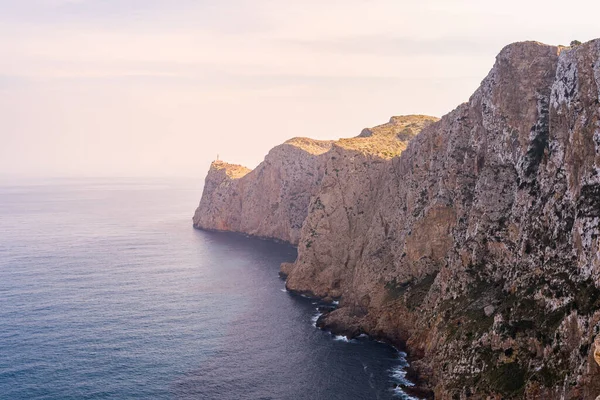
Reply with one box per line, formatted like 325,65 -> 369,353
1,0 -> 599,178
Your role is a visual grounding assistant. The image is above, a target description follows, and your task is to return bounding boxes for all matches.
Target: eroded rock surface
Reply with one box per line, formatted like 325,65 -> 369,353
194,40 -> 600,399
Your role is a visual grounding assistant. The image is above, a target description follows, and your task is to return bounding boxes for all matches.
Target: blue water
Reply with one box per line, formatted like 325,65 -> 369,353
0,178 -> 413,400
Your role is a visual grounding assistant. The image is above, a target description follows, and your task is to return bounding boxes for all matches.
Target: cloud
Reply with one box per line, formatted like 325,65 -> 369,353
2,0 -> 600,177
0,0 -> 272,34
287,35 -> 503,57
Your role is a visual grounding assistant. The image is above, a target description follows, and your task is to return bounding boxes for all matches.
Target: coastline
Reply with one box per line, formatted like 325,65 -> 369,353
192,225 -> 298,247
308,296 -> 434,400
278,267 -> 432,399
196,226 -> 424,399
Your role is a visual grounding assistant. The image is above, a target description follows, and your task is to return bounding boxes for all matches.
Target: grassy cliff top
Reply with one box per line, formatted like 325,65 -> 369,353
283,137 -> 334,155
210,160 -> 252,179
211,115 -> 439,173
336,115 -> 439,158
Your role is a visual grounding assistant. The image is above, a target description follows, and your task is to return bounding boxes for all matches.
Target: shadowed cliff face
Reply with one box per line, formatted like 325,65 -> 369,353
194,39 -> 600,399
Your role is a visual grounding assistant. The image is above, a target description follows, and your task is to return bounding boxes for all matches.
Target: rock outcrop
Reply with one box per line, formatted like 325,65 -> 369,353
193,39 -> 600,399
193,138 -> 333,244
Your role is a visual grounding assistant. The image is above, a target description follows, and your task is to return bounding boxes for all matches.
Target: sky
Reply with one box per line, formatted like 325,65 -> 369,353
1,0 -> 599,178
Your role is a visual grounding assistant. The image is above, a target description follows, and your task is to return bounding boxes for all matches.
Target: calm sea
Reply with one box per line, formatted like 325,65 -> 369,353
0,178 -> 414,400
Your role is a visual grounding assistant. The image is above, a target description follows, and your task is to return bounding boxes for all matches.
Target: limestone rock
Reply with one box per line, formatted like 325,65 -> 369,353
279,262 -> 294,278
193,39 -> 600,399
192,138 -> 333,244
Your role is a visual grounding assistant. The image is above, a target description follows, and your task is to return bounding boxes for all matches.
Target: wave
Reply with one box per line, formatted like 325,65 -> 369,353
392,386 -> 421,400
310,311 -> 322,327
390,352 -> 419,399
390,366 -> 413,386
333,335 -> 351,342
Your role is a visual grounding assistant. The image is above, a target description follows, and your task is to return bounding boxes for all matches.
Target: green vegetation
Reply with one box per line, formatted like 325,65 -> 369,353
405,273 -> 437,310
570,40 -> 582,46
535,365 -> 564,387
335,115 -> 438,159
572,278 -> 600,315
383,272 -> 438,306
485,362 -> 527,396
313,197 -> 325,211
284,137 -> 333,155
387,266 -> 596,397
384,278 -> 411,302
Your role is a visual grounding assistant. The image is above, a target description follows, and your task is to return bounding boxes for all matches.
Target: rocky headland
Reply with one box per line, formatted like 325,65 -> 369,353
193,39 -> 600,399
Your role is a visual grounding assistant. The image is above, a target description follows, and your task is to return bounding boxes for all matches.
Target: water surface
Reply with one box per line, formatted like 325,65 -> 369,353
0,178 -> 413,399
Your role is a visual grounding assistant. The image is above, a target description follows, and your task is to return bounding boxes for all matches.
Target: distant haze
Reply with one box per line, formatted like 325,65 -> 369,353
1,0 -> 598,178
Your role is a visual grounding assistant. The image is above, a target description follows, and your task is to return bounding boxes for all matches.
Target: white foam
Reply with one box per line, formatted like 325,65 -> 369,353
280,288 -> 287,292
333,335 -> 350,342
310,311 -> 322,327
389,354 -> 419,399
392,386 -> 420,400
332,300 -> 339,305
390,366 -> 413,385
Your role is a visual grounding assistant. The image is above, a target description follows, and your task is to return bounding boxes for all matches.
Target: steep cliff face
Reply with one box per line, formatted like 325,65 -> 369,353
193,138 -> 333,244
286,40 -> 600,399
194,39 -> 600,399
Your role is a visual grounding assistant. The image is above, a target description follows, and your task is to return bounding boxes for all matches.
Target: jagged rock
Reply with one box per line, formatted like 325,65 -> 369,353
484,305 -> 495,317
279,262 -> 295,278
193,39 -> 600,399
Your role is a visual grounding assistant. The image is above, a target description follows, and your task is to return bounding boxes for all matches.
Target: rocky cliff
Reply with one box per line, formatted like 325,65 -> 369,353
193,39 -> 600,399
193,116 -> 437,244
193,138 -> 332,244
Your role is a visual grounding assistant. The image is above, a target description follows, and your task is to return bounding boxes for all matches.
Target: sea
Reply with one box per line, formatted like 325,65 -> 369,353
0,178 -> 416,400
